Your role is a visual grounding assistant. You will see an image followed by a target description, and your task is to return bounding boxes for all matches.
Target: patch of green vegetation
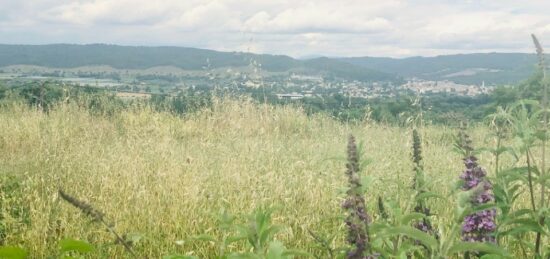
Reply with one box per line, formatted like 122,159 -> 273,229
0,44 -> 397,83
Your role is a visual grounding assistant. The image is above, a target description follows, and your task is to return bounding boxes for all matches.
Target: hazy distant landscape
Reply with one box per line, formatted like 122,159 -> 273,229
2,1 -> 550,259
0,44 -> 542,124
1,44 -> 545,84
2,41 -> 549,258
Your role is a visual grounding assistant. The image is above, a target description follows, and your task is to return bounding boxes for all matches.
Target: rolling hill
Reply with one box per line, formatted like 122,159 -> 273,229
1,44 -> 544,85
0,44 -> 396,82
340,53 -> 546,85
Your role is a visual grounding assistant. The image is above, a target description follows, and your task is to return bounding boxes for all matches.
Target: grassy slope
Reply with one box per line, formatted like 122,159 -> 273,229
0,99 -> 512,257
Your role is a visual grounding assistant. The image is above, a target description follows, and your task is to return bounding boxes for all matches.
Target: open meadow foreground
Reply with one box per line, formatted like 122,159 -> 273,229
0,96 -> 548,258
2,1 -> 550,258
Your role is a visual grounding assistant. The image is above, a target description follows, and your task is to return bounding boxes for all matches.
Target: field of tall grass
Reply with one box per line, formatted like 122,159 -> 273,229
2,97 -> 526,258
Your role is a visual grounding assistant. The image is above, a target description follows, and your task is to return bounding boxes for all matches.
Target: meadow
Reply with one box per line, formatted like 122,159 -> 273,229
3,95 -> 544,258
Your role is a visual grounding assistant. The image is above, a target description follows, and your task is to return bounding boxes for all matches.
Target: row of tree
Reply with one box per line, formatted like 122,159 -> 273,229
0,71 -> 546,125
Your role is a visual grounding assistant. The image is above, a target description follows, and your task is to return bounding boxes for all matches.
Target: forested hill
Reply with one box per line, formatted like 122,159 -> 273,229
340,53 -> 548,85
0,44 -> 395,82
1,44 -> 544,85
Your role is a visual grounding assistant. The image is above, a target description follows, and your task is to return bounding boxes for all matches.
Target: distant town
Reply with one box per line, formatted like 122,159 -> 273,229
0,66 -> 493,101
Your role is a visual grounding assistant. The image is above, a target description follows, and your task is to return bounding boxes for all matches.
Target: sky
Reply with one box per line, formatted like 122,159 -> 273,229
1,0 -> 550,58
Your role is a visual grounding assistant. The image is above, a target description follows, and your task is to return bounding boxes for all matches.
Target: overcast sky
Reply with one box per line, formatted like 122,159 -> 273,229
1,0 -> 549,58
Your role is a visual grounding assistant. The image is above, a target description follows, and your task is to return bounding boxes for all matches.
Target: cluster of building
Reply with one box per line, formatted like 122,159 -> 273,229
1,66 -> 494,101
400,79 -> 491,96
275,76 -> 492,100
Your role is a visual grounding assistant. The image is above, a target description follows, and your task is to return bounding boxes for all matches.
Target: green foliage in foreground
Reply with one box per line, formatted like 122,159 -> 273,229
0,95 -> 549,258
1,47 -> 549,257
0,64 -> 547,126
4,35 -> 550,258
0,81 -> 495,125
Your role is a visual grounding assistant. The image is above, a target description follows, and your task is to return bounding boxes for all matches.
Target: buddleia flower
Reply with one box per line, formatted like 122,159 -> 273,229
342,135 -> 378,259
457,129 -> 496,243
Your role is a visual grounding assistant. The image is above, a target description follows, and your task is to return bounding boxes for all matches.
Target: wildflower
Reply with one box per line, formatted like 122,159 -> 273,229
457,130 -> 496,243
343,135 -> 377,259
462,210 -> 497,243
411,129 -> 437,238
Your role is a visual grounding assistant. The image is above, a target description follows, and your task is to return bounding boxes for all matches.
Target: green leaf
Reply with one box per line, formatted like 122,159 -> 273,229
499,218 -> 546,236
259,225 -> 283,247
396,243 -> 423,258
369,222 -> 390,233
381,226 -> 438,249
508,184 -> 523,198
499,167 -> 529,182
59,239 -> 94,254
266,241 -> 287,259
504,209 -> 534,220
448,242 -> 509,257
0,246 -> 27,259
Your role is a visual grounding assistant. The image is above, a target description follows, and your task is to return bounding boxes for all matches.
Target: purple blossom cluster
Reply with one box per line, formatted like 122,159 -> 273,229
462,209 -> 497,243
414,208 -> 434,231
415,221 -> 431,233
343,195 -> 371,258
459,156 -> 496,243
413,206 -> 437,238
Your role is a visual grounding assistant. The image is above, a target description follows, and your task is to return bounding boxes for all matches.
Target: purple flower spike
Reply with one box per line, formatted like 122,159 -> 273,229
343,135 -> 378,259
459,155 -> 496,243
457,127 -> 496,245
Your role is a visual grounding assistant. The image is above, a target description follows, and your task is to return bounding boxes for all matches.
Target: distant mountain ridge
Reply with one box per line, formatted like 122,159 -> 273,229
0,44 -> 395,82
0,44 -> 543,85
340,53 -> 546,85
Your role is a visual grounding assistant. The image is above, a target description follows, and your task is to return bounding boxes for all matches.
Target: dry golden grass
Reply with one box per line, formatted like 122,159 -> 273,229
0,98 -> 515,257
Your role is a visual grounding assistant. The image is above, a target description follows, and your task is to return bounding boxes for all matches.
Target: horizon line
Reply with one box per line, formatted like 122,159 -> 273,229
0,42 -> 541,60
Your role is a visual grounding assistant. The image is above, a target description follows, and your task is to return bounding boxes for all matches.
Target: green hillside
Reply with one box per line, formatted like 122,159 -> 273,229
0,44 -> 395,82
340,53 -> 545,84
301,57 -> 398,81
3,44 -> 543,85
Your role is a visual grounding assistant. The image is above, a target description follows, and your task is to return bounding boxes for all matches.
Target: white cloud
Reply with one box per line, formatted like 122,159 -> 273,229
242,3 -> 393,34
0,0 -> 549,57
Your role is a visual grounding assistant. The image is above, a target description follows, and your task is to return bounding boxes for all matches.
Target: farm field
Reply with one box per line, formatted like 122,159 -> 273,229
1,98 -> 533,258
